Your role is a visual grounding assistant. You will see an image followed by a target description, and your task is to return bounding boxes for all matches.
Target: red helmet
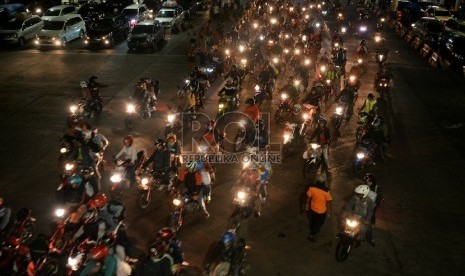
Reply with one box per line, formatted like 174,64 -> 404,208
123,135 -> 134,146
89,193 -> 107,209
90,243 -> 109,261
6,236 -> 20,248
156,227 -> 175,242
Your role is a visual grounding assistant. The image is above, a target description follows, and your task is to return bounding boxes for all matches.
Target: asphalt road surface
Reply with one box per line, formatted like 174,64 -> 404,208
1,3 -> 465,276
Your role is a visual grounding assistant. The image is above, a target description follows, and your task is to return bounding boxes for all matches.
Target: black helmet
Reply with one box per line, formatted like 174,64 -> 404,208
89,75 -> 98,82
82,167 -> 94,176
155,139 -> 164,147
363,173 -> 375,184
368,93 -> 374,99
245,97 -> 255,105
360,39 -> 366,45
193,66 -> 199,71
317,118 -> 327,125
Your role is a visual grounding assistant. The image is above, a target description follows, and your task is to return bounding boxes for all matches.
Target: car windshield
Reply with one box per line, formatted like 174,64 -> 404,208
93,18 -> 113,29
122,9 -> 137,18
43,20 -> 64,30
1,20 -> 23,30
427,21 -> 444,32
44,9 -> 61,16
435,10 -> 451,17
132,25 -> 153,34
157,10 -> 174,18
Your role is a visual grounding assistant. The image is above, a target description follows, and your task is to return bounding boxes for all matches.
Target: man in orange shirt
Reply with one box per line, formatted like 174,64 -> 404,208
305,181 -> 332,241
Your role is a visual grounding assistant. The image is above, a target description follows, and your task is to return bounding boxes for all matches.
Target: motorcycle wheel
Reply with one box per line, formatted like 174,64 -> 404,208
335,240 -> 352,262
19,222 -> 35,245
92,102 -> 103,115
125,115 -> 135,129
137,190 -> 151,210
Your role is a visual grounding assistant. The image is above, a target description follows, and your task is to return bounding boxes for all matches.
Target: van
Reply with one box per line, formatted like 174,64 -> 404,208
0,14 -> 43,47
34,13 -> 86,47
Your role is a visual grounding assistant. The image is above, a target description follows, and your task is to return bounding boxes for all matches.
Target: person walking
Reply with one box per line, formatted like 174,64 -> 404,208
305,180 -> 332,242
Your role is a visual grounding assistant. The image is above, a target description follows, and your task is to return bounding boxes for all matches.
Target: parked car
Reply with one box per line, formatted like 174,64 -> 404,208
444,18 -> 465,35
78,2 -> 108,27
155,6 -> 184,32
127,19 -> 164,52
34,13 -> 85,47
121,3 -> 151,29
425,6 -> 453,23
0,13 -> 43,46
410,17 -> 445,47
41,5 -> 77,21
84,14 -> 129,48
438,34 -> 465,72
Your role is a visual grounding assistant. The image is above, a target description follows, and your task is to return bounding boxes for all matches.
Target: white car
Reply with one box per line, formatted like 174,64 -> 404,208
35,14 -> 86,47
0,14 -> 43,47
155,7 -> 185,32
41,5 -> 78,22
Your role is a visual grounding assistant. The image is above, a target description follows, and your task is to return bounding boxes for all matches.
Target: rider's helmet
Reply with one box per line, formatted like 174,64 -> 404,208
123,135 -> 134,147
367,93 -> 374,100
81,167 -> 94,177
167,133 -> 177,142
222,231 -> 236,246
156,227 -> 176,242
186,160 -> 198,172
89,193 -> 108,209
354,184 -> 370,198
226,77 -> 234,85
314,83 -> 324,91
80,81 -> 87,88
293,104 -> 302,114
155,138 -> 165,147
69,174 -> 83,189
89,75 -> 98,83
149,240 -> 167,256
360,39 -> 367,46
371,115 -> 383,128
317,118 -> 327,126
245,97 -> 255,105
364,173 -> 376,186
90,243 -> 109,261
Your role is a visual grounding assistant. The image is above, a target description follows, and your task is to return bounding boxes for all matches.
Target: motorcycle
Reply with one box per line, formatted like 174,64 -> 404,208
168,191 -> 202,232
375,51 -> 388,66
136,169 -> 178,210
4,208 -> 36,245
66,103 -> 86,128
253,84 -> 268,108
376,17 -> 386,31
229,189 -> 256,228
217,91 -> 238,118
354,139 -> 377,172
302,143 -> 323,179
376,77 -> 390,98
124,97 -> 152,130
335,215 -> 363,262
164,108 -> 196,136
282,122 -> 301,159
206,230 -> 248,276
332,105 -> 345,130
274,92 -> 292,123
110,151 -> 145,200
49,206 -> 86,255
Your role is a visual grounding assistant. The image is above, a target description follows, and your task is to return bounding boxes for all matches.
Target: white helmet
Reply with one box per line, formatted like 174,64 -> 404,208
80,81 -> 87,88
354,185 -> 370,198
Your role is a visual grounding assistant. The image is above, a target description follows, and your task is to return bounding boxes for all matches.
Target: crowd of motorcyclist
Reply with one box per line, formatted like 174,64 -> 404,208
0,0 -> 397,273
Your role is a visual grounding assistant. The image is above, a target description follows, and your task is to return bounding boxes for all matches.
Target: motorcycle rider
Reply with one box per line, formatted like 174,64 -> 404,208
308,119 -> 331,170
178,161 -> 209,218
364,173 -> 383,224
362,115 -> 389,160
133,240 -> 172,276
335,87 -> 357,121
358,93 -> 378,120
277,76 -> 300,104
142,139 -> 171,187
343,185 -> 376,247
205,230 -> 246,275
166,133 -> 182,171
156,227 -> 184,273
303,83 -> 324,111
197,159 -> 215,203
88,128 -> 109,181
333,47 -> 347,74
218,77 -> 240,108
258,62 -> 275,99
202,120 -> 223,154
252,119 -> 269,150
375,62 -> 393,86
81,166 -> 99,197
356,39 -> 368,57
244,97 -> 260,124
0,197 -> 12,234
114,135 -> 138,187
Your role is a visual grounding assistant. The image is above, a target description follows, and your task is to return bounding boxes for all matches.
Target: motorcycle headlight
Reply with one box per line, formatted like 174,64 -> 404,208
360,26 -> 367,32
167,114 -> 175,123
55,208 -> 65,218
253,23 -> 258,29
219,103 -> 224,109
173,198 -> 182,206
281,93 -> 288,100
356,152 -> 365,159
358,58 -> 363,64
259,35 -> 264,41
141,178 -> 149,185
320,65 -> 326,72
110,173 -> 122,183
284,48 -> 289,54
349,75 -> 356,82
65,163 -> 75,172
302,35 -> 307,41
326,79 -> 331,84
126,104 -> 136,113
67,256 -> 80,271
334,42 -> 339,48
283,133 -> 290,144
241,58 -> 247,65
315,22 -> 321,28
375,35 -> 381,43
272,57 -> 279,64
60,147 -> 68,154
35,8 -> 42,14
303,113 -> 309,120
255,84 -> 260,91
225,49 -> 230,56
239,45 -> 245,52
335,107 -> 343,115
304,59 -> 310,65
310,143 -> 319,149
242,160 -> 250,170
341,27 -> 347,33
69,105 -> 78,113
237,191 -> 247,200
378,54 -> 384,60
380,18 -> 385,22
294,49 -> 300,55
346,218 -> 359,228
